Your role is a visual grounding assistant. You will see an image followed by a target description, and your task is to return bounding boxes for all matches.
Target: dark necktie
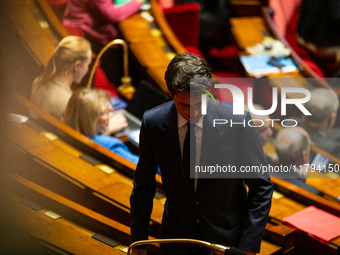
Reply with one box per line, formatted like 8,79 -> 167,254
183,122 -> 196,191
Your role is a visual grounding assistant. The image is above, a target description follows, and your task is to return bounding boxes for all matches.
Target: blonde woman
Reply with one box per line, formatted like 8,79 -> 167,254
64,88 -> 139,164
30,36 -> 92,121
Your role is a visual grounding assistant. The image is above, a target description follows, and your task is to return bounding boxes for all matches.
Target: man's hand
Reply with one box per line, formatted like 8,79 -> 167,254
131,248 -> 147,255
108,113 -> 128,134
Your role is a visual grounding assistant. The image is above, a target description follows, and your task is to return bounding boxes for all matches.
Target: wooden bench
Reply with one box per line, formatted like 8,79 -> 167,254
6,111 -> 164,238
5,174 -> 166,254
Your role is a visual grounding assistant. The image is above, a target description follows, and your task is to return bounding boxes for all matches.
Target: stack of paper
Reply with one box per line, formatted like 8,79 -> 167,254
240,55 -> 298,77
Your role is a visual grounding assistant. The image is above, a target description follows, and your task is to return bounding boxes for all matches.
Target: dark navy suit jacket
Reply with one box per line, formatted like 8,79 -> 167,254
130,99 -> 273,254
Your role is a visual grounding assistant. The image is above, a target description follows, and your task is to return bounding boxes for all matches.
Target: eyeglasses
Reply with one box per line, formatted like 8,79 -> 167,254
100,108 -> 113,116
100,101 -> 114,117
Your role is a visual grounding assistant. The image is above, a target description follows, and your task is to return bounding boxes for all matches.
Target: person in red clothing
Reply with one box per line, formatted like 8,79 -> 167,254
63,0 -> 144,85
63,0 -> 144,45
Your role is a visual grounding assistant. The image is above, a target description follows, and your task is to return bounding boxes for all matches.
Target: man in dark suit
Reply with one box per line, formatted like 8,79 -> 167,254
299,88 -> 340,158
130,53 -> 273,255
273,127 -> 323,196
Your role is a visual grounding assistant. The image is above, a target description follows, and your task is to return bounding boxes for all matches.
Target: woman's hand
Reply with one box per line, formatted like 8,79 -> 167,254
108,113 -> 128,133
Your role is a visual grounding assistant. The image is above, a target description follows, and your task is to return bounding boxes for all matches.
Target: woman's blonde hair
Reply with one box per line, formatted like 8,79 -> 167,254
36,36 -> 91,87
64,88 -> 111,137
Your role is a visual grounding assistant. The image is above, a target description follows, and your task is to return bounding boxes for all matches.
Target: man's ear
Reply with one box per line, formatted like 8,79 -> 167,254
330,112 -> 337,122
327,111 -> 337,129
301,149 -> 307,164
168,91 -> 173,99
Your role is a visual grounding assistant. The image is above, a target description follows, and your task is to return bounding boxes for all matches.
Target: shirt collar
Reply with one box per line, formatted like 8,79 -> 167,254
177,112 -> 204,130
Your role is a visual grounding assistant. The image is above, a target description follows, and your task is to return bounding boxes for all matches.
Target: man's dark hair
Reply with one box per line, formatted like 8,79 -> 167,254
164,52 -> 212,95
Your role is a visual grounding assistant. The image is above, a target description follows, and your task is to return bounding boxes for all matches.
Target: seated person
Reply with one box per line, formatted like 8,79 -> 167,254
62,0 -> 144,46
299,88 -> 340,158
64,88 -> 138,164
273,126 -> 323,196
62,0 -> 144,85
30,36 -> 92,121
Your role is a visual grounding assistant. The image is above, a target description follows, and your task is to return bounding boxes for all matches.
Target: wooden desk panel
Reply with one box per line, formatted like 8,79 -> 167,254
129,39 -> 171,68
119,0 -> 186,93
13,174 -> 131,241
9,186 -> 125,254
270,194 -> 306,221
32,218 -> 122,254
146,65 -> 168,92
8,120 -> 164,228
4,0 -> 60,66
9,121 -> 52,151
269,188 -> 340,251
259,240 -> 281,255
120,12 -> 157,43
230,17 -> 269,50
307,177 -> 340,203
29,143 -> 112,191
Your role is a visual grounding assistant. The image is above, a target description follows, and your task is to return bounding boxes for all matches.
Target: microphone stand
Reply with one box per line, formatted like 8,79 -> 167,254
87,39 -> 135,99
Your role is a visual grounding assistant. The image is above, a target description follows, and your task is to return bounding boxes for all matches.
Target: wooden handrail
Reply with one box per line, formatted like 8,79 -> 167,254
150,0 -> 186,55
35,0 -> 69,39
11,173 -> 132,244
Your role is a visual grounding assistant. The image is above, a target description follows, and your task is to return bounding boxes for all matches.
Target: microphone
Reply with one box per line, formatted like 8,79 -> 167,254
224,247 -> 246,255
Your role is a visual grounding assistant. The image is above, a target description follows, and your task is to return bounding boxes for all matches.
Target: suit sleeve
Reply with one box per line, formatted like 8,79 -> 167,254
237,112 -> 273,252
130,111 -> 159,242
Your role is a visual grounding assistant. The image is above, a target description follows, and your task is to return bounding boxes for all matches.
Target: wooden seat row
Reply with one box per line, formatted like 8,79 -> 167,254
6,94 -> 295,254
6,174 -> 132,254
5,1 -> 340,254
6,108 -> 164,239
6,173 -> 288,255
13,92 -> 340,254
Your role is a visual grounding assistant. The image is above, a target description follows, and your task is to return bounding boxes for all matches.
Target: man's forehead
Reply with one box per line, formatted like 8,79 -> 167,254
174,92 -> 202,102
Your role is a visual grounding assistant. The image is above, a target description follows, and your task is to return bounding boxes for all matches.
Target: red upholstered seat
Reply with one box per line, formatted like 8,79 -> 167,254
163,3 -> 205,58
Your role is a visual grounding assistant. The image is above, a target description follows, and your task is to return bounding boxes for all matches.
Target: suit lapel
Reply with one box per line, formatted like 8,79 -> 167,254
196,100 -> 220,196
162,103 -> 194,194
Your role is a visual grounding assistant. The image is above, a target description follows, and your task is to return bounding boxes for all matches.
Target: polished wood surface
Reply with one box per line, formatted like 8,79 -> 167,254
7,117 -> 163,238
36,0 -> 69,38
4,0 -> 61,67
230,16 -> 269,50
307,175 -> 340,203
119,0 -> 186,93
7,175 -> 132,254
270,177 -> 340,252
